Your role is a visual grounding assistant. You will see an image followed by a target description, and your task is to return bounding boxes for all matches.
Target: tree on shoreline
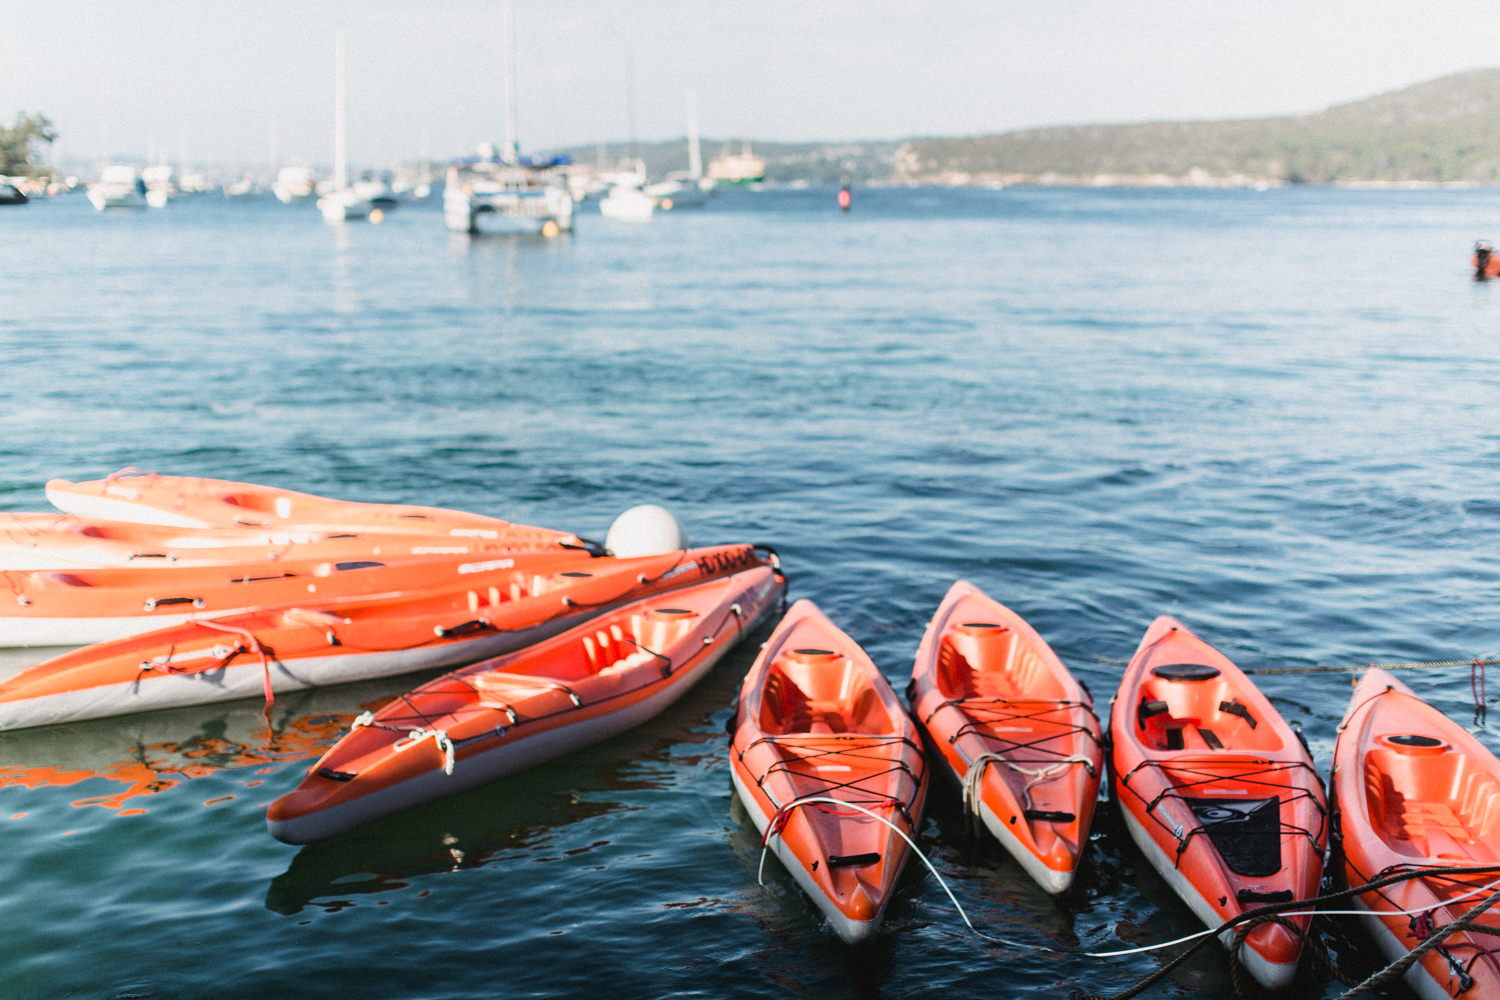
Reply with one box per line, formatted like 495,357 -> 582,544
1,114 -> 58,177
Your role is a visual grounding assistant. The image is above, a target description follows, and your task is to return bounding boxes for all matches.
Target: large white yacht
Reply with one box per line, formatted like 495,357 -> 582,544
318,27 -> 372,223
87,165 -> 148,210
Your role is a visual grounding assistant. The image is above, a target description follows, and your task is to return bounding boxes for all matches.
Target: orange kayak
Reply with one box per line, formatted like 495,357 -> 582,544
45,472 -> 573,543
1333,668 -> 1500,999
909,580 -> 1102,893
268,561 -> 785,842
729,599 -> 928,943
1111,616 -> 1327,989
0,511 -> 568,572
0,544 -> 772,729
0,547 -> 612,646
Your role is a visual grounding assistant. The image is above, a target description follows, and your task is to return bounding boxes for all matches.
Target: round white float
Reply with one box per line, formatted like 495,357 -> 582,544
605,505 -> 687,557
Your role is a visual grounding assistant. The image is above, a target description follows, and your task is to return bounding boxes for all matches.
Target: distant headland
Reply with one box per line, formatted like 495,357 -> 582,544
567,68 -> 1500,188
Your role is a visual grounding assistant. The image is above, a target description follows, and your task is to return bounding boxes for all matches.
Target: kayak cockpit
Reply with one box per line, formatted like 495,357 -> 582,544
757,648 -> 893,736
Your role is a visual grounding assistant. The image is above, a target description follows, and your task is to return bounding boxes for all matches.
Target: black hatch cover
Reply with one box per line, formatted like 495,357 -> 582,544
1187,797 -> 1282,877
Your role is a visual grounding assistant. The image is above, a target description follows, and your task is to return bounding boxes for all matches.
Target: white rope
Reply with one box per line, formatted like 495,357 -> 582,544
962,752 -> 1095,828
394,727 -> 456,775
351,710 -> 375,730
755,795 -> 976,933
1083,873 -> 1500,958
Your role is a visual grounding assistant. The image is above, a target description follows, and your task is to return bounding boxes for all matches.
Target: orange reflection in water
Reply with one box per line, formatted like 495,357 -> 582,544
0,703 -> 387,813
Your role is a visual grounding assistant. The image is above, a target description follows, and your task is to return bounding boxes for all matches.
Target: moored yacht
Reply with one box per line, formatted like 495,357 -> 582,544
445,147 -> 574,234
141,164 -> 175,208
272,165 -> 317,203
87,165 -> 148,210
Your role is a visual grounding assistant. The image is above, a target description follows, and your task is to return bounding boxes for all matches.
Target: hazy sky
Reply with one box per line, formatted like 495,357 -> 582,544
6,0 -> 1500,168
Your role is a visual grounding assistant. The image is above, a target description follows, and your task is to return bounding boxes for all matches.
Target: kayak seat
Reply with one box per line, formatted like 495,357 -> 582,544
759,664 -> 891,736
1364,746 -> 1500,853
1136,677 -> 1284,752
935,632 -> 1066,702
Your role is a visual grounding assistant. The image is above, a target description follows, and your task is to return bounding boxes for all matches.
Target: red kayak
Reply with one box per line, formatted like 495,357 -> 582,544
1333,668 -> 1500,999
909,580 -> 1102,893
0,545 -> 771,729
1111,616 -> 1327,989
269,562 -> 785,842
729,599 -> 928,943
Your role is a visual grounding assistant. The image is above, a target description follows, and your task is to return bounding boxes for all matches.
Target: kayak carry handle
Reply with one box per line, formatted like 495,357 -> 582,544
144,596 -> 205,611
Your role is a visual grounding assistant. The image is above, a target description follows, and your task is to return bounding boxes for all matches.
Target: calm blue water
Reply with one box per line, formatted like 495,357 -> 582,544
2,186 -> 1499,998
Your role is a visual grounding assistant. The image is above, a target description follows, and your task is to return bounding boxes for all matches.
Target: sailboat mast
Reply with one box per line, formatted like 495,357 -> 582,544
502,0 -> 519,163
687,89 -> 702,180
333,26 -> 347,192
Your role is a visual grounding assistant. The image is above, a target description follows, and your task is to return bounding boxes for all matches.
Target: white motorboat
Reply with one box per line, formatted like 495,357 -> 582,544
223,175 -> 258,198
353,176 -> 398,210
272,166 -> 317,203
142,164 -> 175,208
318,28 -> 372,224
599,182 -> 654,221
443,1 -> 572,236
87,166 -> 148,210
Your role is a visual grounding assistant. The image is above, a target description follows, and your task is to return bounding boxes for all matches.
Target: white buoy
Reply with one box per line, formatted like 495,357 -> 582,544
605,505 -> 687,557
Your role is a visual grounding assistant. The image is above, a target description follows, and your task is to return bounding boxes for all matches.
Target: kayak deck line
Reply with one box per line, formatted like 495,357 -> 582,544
1114,757 -> 1328,866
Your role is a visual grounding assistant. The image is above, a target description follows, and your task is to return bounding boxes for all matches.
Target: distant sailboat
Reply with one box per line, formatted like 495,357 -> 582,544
645,90 -> 713,210
443,0 -> 573,235
319,27 -> 372,223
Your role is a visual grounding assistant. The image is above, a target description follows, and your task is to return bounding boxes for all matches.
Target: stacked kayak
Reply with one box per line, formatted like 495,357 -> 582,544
1333,668 -> 1500,999
268,560 -> 785,842
730,599 -> 928,943
44,472 -> 570,541
0,511 -> 564,572
909,581 -> 1102,893
1111,616 -> 1327,989
0,544 -> 771,729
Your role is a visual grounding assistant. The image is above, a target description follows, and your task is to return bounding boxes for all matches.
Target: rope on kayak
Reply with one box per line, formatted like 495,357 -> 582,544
755,794 -> 977,934
736,733 -> 926,830
1067,864 -> 1500,1000
393,727 -> 456,775
1084,873 -> 1500,958
1334,884 -> 1500,999
1114,758 -> 1326,868
1241,656 -> 1500,676
961,751 -> 1097,840
184,618 -> 276,710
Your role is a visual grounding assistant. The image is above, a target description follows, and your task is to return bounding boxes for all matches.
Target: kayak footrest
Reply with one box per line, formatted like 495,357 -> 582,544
1023,809 -> 1076,823
827,852 -> 881,869
1236,888 -> 1293,904
317,768 -> 357,782
1219,700 -> 1258,729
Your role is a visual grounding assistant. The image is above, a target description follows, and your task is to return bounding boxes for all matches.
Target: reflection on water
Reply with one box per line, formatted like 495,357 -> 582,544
265,765 -> 628,914
0,674 -> 437,813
